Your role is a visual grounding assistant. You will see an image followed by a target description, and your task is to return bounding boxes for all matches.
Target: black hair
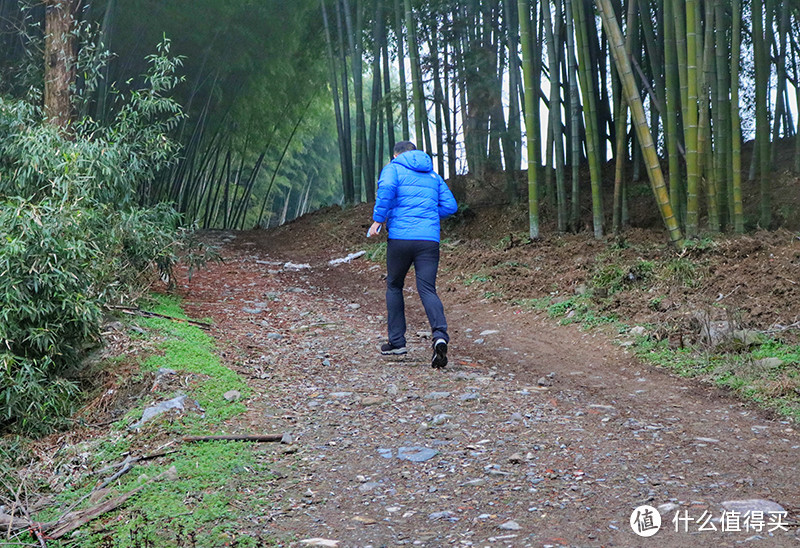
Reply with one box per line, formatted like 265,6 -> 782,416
393,141 -> 416,155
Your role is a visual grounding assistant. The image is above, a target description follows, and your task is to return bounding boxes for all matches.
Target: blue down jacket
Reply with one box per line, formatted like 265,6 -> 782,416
372,150 -> 458,242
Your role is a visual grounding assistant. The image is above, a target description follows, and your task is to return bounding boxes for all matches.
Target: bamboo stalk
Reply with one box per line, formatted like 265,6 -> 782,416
595,0 -> 683,246
574,0 -> 604,238
730,0 -> 744,233
518,0 -> 540,239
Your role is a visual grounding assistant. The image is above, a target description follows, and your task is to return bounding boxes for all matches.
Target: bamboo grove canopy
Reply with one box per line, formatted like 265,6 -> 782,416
320,0 -> 800,244
2,1 -> 798,239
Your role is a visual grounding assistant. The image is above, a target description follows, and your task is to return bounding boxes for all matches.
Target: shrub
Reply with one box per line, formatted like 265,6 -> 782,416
0,40 -> 203,435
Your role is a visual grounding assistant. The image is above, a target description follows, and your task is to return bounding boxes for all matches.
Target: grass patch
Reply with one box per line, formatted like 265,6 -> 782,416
26,295 -> 275,547
364,241 -> 387,261
634,336 -> 800,422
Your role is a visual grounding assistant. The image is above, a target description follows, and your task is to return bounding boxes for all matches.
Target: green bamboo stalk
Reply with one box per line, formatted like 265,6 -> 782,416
404,0 -> 425,149
595,0 -> 683,246
393,0 -> 410,141
714,0 -> 730,227
795,42 -> 800,173
684,0 -> 700,237
574,0 -> 604,238
673,0 -> 689,129
730,0 -> 744,233
612,0 -> 636,234
542,0 -> 566,232
518,0 -> 540,239
753,0 -> 771,228
566,0 -> 581,231
697,0 -> 719,232
663,0 -> 682,225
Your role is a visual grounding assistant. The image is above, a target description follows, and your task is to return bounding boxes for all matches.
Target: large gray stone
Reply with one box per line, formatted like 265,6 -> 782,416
397,446 -> 438,462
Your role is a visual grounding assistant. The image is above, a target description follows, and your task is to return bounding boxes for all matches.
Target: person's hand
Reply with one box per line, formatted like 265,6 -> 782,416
367,221 -> 384,237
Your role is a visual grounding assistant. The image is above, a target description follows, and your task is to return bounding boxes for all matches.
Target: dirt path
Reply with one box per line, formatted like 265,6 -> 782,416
180,230 -> 799,548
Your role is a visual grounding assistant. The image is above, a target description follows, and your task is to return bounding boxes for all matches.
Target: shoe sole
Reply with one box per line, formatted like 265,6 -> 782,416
431,343 -> 448,369
381,348 -> 408,355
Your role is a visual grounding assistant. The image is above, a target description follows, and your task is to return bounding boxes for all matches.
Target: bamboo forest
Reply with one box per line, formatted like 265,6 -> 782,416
1,0 -> 800,546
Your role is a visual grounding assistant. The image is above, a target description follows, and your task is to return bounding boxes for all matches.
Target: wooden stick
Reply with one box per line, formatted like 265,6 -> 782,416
106,306 -> 213,329
182,434 -> 283,443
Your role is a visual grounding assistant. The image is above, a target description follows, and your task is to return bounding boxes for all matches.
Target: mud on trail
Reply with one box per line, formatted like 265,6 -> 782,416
176,218 -> 799,548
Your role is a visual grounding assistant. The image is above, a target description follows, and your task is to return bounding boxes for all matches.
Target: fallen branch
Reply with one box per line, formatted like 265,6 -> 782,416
47,468 -> 173,540
106,306 -> 213,330
95,447 -> 178,476
182,434 -> 283,443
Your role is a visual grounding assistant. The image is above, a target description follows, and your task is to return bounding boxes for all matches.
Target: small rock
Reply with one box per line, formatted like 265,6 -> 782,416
267,332 -> 283,340
454,371 -> 478,381
416,331 -> 432,338
242,307 -> 264,314
163,465 -> 179,481
359,482 -> 381,493
629,326 -> 647,336
361,396 -> 384,406
432,413 -> 451,426
508,453 -> 524,464
223,390 -> 241,402
574,284 -> 588,295
347,303 -> 361,310
462,479 -> 486,486
322,359 -> 332,366
425,391 -> 450,400
720,499 -> 786,515
499,520 -> 521,530
429,511 -> 455,521
459,393 -> 479,401
130,394 -> 187,429
280,432 -> 294,444
694,437 -> 719,443
731,329 -> 762,346
537,376 -> 553,387
377,448 -> 393,459
300,539 -> 339,547
658,502 -> 680,515
754,357 -> 784,368
330,392 -> 353,398
510,412 -> 524,421
473,338 -> 485,344
479,329 -> 499,336
386,384 -> 399,396
397,446 -> 438,462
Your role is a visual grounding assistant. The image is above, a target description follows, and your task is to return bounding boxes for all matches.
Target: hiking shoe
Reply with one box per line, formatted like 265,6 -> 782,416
431,339 -> 448,369
381,342 -> 408,355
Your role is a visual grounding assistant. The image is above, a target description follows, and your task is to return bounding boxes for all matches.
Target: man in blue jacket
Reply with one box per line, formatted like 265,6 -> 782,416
368,141 -> 458,369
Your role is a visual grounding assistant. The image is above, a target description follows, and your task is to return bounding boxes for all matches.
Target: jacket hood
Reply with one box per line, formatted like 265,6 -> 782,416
394,150 -> 433,173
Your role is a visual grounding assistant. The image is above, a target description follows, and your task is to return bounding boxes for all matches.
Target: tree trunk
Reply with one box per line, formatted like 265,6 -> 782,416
44,0 -> 77,128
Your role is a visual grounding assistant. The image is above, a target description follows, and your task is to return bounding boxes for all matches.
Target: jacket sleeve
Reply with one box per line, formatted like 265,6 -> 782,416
372,164 -> 398,223
437,176 -> 458,218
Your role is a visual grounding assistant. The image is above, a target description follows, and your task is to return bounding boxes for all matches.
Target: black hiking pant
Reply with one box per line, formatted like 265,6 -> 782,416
386,239 -> 449,347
